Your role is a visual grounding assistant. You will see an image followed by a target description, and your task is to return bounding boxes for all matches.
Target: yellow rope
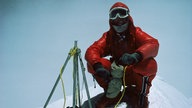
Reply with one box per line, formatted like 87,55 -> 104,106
59,47 -> 77,108
69,47 -> 77,56
59,66 -> 66,108
58,46 -> 78,108
114,66 -> 127,108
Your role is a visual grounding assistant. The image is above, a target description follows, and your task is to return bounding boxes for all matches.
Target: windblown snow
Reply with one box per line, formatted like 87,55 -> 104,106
42,76 -> 192,108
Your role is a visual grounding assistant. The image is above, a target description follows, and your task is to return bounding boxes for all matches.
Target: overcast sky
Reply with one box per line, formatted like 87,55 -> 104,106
1,0 -> 192,108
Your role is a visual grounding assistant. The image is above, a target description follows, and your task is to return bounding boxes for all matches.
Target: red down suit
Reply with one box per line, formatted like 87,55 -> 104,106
85,8 -> 159,97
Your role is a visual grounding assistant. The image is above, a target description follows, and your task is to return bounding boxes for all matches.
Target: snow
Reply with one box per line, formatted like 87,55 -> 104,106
41,76 -> 192,108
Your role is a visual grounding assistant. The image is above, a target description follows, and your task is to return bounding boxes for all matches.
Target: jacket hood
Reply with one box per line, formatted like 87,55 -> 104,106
110,2 -> 129,11
109,2 -> 136,35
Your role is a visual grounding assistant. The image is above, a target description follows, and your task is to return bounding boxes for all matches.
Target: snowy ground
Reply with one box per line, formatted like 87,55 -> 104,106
41,76 -> 192,108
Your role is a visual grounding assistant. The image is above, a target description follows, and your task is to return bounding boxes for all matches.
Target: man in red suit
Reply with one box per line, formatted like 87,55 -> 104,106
85,2 -> 159,108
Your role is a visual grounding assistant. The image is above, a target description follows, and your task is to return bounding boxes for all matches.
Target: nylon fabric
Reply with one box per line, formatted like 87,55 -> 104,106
106,62 -> 123,98
106,79 -> 122,98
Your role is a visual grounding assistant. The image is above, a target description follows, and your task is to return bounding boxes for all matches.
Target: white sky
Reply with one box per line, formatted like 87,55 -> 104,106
1,0 -> 192,108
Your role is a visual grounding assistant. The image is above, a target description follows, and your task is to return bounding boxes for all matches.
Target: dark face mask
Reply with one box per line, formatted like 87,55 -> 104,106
111,17 -> 129,33
112,22 -> 128,33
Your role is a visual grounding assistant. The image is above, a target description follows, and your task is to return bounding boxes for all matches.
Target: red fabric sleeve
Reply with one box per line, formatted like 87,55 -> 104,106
85,32 -> 110,66
135,27 -> 159,60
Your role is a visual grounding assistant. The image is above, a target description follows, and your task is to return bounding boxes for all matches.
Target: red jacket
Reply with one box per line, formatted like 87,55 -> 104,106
85,3 -> 159,75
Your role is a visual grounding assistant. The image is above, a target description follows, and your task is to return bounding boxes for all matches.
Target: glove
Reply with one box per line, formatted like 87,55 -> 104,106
106,78 -> 122,98
119,53 -> 142,65
106,62 -> 123,98
93,62 -> 110,82
111,61 -> 123,78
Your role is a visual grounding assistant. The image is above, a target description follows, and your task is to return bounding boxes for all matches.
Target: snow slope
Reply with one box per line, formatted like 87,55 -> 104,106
42,76 -> 192,108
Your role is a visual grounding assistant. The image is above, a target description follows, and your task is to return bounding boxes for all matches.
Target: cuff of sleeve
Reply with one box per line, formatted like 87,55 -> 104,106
135,52 -> 142,62
93,62 -> 103,71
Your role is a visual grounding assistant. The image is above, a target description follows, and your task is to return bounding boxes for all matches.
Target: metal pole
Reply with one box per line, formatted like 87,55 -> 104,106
76,50 -> 81,106
72,56 -> 77,108
43,54 -> 71,108
44,40 -> 92,108
73,41 -> 78,108
78,50 -> 92,108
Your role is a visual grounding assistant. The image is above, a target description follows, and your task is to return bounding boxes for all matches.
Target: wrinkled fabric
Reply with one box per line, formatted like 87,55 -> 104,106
106,62 -> 123,98
111,62 -> 124,78
84,2 -> 159,108
85,27 -> 159,75
106,78 -> 122,98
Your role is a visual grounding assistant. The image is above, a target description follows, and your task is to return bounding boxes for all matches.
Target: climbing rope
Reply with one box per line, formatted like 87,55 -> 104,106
44,41 -> 92,108
59,66 -> 66,108
69,47 -> 78,56
59,47 -> 78,108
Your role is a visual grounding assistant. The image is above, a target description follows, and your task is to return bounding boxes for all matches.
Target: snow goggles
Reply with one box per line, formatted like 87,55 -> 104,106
109,7 -> 129,20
